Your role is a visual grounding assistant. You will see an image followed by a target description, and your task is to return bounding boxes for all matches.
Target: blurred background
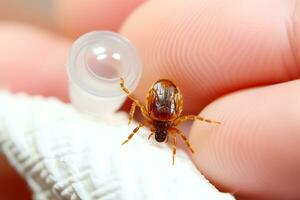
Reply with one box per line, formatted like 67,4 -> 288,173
0,0 -> 145,199
0,0 -> 144,37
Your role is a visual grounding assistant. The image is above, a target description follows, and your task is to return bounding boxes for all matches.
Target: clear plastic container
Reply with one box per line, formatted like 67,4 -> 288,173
67,31 -> 142,115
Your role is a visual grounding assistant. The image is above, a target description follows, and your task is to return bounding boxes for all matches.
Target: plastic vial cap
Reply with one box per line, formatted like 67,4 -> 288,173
67,31 -> 142,116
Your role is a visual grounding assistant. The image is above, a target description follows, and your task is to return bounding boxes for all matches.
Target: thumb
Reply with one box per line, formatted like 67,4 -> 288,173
190,80 -> 300,199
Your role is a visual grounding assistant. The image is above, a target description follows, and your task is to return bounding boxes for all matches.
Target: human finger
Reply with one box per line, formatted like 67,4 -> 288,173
190,79 -> 300,199
0,22 -> 71,101
0,155 -> 31,199
53,0 -> 146,38
120,0 -> 300,114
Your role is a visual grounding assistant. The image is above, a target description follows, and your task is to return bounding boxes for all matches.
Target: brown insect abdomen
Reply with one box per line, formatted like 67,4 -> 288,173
147,79 -> 182,121
154,120 -> 171,142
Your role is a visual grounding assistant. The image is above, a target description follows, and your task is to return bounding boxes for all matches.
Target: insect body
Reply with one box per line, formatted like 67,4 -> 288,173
120,78 -> 220,164
147,80 -> 182,142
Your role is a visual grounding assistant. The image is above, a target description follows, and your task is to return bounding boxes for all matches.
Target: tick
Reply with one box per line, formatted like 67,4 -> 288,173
120,78 -> 220,164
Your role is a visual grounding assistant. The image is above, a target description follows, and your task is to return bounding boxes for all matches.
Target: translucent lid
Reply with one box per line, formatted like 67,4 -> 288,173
67,31 -> 142,115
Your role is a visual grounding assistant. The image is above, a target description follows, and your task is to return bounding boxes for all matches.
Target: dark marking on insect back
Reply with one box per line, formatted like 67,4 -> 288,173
148,79 -> 179,121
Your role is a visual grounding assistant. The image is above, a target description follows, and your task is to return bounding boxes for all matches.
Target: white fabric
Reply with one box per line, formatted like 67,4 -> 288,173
0,91 -> 234,200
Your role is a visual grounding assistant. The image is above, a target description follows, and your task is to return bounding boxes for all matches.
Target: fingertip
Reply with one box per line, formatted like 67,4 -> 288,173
54,0 -> 145,38
121,0 -> 298,114
190,80 -> 300,199
0,22 -> 70,101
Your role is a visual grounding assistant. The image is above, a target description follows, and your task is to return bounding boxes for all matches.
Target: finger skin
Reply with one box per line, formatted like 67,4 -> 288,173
190,80 -> 300,199
54,0 -> 145,38
0,23 -> 71,199
0,155 -> 31,199
120,0 -> 300,114
0,22 -> 70,101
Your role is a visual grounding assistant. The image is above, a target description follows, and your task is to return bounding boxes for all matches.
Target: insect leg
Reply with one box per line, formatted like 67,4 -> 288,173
120,77 -> 151,120
147,126 -> 155,140
170,127 -> 194,154
174,115 -> 220,125
148,132 -> 154,140
168,128 -> 178,164
172,134 -> 177,165
165,135 -> 169,143
120,78 -> 143,107
121,123 -> 144,145
128,102 -> 137,125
